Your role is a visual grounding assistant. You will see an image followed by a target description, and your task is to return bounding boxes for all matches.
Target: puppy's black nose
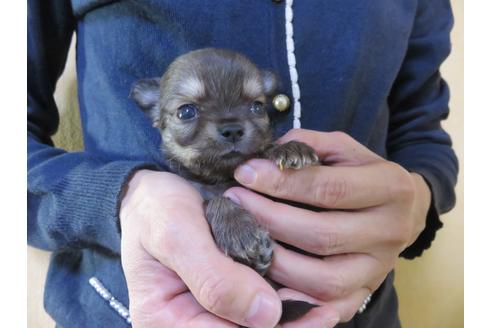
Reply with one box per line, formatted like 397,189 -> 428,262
218,123 -> 244,143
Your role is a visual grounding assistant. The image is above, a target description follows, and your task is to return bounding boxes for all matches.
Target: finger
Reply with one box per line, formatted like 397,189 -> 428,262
165,293 -> 237,328
142,202 -> 282,328
267,245 -> 384,301
162,219 -> 281,328
277,288 -> 321,305
326,288 -> 373,323
278,287 -> 373,324
224,187 -> 389,256
275,289 -> 339,328
122,240 -> 182,327
176,254 -> 282,328
234,159 -> 404,209
280,305 -> 340,328
277,129 -> 381,165
122,240 -> 236,328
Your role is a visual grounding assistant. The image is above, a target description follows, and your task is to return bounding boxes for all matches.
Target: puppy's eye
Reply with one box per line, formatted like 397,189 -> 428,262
250,101 -> 265,115
177,104 -> 198,120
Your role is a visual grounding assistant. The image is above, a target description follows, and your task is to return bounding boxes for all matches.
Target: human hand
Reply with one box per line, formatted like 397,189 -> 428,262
224,129 -> 431,327
120,170 -> 282,328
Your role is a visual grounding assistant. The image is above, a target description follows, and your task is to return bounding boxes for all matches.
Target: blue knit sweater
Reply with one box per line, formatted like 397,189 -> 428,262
27,1 -> 457,327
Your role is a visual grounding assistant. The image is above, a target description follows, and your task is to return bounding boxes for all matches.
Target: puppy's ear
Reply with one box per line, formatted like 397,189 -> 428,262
130,78 -> 161,126
261,70 -> 278,96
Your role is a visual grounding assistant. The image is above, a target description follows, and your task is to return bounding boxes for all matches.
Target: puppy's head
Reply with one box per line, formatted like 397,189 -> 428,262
130,48 -> 278,179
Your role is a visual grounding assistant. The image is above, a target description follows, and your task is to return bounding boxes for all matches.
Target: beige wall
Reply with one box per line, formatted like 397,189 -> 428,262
27,1 -> 464,326
394,0 -> 464,327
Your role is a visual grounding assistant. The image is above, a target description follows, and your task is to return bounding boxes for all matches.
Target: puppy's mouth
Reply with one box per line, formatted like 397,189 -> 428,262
221,150 -> 244,158
208,141 -> 265,168
220,142 -> 258,156
220,144 -> 257,160
218,147 -> 253,167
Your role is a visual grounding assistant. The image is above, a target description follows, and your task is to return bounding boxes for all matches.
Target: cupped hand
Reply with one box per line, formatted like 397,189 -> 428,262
224,129 -> 431,327
120,170 -> 282,328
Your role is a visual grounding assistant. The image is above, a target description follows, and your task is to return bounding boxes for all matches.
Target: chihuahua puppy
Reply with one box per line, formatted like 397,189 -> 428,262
130,48 -> 319,323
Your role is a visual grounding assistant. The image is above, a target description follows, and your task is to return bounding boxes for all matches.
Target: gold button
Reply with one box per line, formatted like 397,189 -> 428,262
272,94 -> 291,112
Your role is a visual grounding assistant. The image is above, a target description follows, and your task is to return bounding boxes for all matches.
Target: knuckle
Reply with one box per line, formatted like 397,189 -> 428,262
149,225 -> 171,252
283,128 -> 304,140
329,131 -> 352,144
120,252 -> 143,277
270,171 -> 288,197
329,131 -> 347,140
198,273 -> 235,315
340,308 -> 358,323
147,207 -> 183,256
128,311 -> 145,328
391,232 -> 408,246
386,163 -> 416,203
129,306 -> 160,328
314,177 -> 348,208
309,227 -> 341,255
372,254 -> 396,276
384,219 -> 412,247
383,258 -> 398,272
318,274 -> 348,300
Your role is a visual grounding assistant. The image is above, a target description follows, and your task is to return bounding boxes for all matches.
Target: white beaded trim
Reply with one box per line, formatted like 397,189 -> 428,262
89,277 -> 132,325
358,293 -> 373,314
285,0 -> 302,129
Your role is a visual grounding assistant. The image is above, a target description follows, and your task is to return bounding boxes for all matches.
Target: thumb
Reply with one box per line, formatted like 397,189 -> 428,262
168,223 -> 282,328
278,129 -> 381,165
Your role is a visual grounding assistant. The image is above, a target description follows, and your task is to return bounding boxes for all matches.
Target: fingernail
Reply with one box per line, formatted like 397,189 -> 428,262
246,292 -> 281,328
326,317 -> 340,328
235,164 -> 257,185
224,191 -> 241,205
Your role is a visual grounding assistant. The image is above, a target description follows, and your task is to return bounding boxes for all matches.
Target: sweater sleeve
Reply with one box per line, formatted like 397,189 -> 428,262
386,0 -> 459,259
27,0 -> 156,254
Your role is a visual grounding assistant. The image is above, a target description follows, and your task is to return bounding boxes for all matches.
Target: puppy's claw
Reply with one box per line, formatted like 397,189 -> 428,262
265,141 -> 319,170
278,159 -> 284,171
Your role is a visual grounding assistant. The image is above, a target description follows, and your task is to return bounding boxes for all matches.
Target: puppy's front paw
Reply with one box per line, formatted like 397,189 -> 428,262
265,141 -> 319,170
205,197 -> 274,276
